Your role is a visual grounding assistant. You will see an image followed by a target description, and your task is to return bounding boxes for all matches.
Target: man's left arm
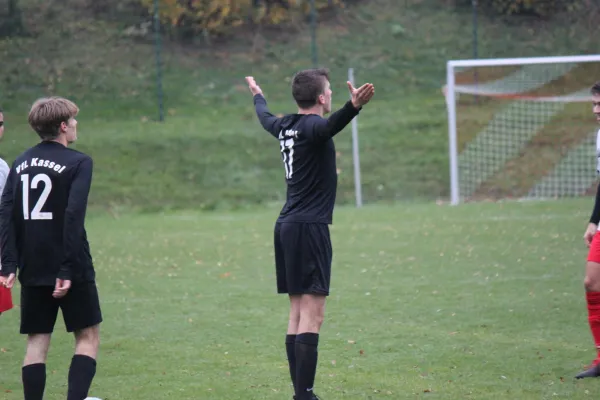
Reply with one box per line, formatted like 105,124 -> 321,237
58,157 -> 93,281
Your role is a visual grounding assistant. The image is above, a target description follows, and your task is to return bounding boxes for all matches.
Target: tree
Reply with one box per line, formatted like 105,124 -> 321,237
0,0 -> 25,37
140,0 -> 343,41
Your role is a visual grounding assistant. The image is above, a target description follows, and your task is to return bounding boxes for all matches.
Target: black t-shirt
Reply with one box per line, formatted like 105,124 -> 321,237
0,141 -> 95,286
253,94 -> 360,224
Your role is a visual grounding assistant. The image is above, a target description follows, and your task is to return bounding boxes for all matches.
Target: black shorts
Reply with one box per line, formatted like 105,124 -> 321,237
274,222 -> 332,296
20,281 -> 102,334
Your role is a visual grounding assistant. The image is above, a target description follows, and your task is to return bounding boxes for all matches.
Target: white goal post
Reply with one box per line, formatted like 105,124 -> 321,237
445,54 -> 600,205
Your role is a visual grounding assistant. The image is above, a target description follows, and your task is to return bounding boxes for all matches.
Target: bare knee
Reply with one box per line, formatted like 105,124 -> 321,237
288,295 -> 302,334
298,295 -> 326,333
302,313 -> 324,332
310,313 -> 324,331
585,262 -> 600,292
74,324 -> 100,359
585,276 -> 593,291
24,334 -> 52,366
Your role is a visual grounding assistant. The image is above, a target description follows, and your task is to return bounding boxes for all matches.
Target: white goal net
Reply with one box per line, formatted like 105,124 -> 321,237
444,55 -> 600,205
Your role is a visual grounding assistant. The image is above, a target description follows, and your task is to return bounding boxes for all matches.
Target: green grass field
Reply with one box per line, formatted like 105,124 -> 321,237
1,198 -> 599,399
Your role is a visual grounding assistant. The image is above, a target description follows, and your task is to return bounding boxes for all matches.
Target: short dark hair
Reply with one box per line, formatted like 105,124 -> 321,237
591,81 -> 600,96
292,68 -> 329,109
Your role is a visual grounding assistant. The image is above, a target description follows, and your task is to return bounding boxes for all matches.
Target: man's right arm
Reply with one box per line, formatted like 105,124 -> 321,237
0,168 -> 18,277
253,94 -> 282,138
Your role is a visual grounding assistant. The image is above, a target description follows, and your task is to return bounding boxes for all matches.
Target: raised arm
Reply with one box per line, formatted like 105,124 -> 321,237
246,76 -> 282,138
58,157 -> 93,282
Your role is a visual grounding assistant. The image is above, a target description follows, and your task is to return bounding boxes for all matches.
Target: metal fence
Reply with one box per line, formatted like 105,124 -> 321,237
0,0 -> 598,210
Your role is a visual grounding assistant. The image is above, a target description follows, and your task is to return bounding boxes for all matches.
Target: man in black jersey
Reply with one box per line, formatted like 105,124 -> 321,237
0,97 -> 101,400
246,69 -> 374,399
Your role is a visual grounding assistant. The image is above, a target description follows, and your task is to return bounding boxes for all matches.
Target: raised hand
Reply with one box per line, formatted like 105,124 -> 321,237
245,76 -> 264,96
347,82 -> 375,109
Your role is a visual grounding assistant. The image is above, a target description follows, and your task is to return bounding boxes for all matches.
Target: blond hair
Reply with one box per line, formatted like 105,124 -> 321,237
28,97 -> 79,140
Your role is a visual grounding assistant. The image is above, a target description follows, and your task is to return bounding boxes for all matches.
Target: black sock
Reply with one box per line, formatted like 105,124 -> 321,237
295,333 -> 319,399
67,354 -> 97,400
22,363 -> 46,400
286,334 -> 297,393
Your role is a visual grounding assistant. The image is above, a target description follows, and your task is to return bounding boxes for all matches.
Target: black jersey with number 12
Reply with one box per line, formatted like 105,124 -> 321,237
0,141 -> 94,286
253,94 -> 360,224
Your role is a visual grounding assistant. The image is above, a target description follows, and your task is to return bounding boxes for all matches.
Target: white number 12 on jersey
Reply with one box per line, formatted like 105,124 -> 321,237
21,173 -> 53,220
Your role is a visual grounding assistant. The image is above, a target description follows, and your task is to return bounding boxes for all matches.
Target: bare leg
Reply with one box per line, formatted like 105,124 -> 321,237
24,334 -> 51,366
74,324 -> 100,358
67,324 -> 100,400
297,294 -> 326,334
288,295 -> 302,334
22,334 -> 51,400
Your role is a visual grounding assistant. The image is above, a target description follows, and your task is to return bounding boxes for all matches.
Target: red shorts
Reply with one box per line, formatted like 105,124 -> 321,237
0,286 -> 13,313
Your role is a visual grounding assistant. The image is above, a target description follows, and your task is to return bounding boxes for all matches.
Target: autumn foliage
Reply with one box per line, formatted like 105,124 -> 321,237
452,0 -> 586,16
139,0 -> 343,37
488,0 -> 582,16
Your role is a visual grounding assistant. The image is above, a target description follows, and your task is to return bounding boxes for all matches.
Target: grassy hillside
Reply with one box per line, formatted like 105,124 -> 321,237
0,0 -> 597,212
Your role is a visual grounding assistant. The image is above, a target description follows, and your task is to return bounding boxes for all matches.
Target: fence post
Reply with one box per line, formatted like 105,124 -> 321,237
310,0 -> 318,67
153,0 -> 165,122
348,67 -> 363,208
472,0 -> 479,104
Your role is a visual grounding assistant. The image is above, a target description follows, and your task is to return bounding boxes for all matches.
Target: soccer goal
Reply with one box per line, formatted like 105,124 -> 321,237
444,54 -> 600,205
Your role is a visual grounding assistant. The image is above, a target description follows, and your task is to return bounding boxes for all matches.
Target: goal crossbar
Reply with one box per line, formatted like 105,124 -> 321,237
448,54 -> 600,69
445,54 -> 600,205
